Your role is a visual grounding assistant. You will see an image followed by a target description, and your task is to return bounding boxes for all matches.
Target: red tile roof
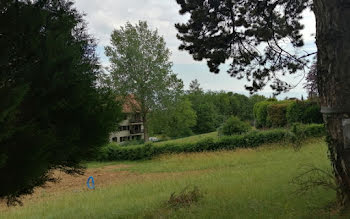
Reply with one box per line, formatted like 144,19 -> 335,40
120,94 -> 141,113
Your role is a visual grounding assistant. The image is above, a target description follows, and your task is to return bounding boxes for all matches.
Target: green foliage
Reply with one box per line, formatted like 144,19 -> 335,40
266,102 -> 291,128
149,97 -> 197,138
175,0 -> 310,93
105,21 -> 184,140
192,102 -> 217,134
286,100 -> 323,125
255,100 -> 323,129
166,98 -> 197,137
185,82 -> 266,135
286,101 -> 304,124
0,0 -> 123,204
291,123 -> 326,140
98,124 -> 325,161
219,116 -> 251,136
253,100 -> 276,128
303,104 -> 323,124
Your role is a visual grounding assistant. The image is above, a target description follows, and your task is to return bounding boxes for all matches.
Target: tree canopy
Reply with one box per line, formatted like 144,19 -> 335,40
175,0 -> 313,93
105,21 -> 183,141
0,0 -> 122,205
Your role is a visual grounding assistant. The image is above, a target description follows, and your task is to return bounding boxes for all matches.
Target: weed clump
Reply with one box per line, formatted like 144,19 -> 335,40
166,186 -> 202,210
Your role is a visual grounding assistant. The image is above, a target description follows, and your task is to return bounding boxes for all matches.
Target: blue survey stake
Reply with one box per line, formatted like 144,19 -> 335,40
87,176 -> 95,189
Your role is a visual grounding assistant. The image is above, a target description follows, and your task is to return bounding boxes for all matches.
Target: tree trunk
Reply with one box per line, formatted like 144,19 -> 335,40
143,115 -> 149,142
314,0 -> 350,206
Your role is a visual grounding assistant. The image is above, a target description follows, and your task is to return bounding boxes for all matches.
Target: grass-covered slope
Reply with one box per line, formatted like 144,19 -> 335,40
1,138 -> 336,218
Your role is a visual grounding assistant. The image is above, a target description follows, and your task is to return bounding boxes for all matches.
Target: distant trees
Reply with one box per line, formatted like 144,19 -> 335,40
0,0 -> 122,204
105,21 -> 183,141
149,97 -> 196,138
148,79 -> 267,137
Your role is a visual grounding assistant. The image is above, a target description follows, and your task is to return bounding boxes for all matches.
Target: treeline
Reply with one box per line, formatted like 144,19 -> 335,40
148,80 -> 267,138
148,79 -> 323,139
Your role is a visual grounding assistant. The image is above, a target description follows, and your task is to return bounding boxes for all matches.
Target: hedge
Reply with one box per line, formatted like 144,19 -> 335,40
266,103 -> 290,127
254,100 -> 323,128
253,100 -> 276,128
286,100 -> 323,125
96,124 -> 326,161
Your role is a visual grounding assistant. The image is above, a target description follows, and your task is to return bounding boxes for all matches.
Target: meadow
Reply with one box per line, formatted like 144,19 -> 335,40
0,137 -> 338,218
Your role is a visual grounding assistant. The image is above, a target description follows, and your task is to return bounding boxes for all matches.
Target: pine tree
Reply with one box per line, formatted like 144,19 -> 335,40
0,0 -> 122,205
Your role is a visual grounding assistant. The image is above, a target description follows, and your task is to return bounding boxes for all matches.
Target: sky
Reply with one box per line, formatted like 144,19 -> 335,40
74,0 -> 317,99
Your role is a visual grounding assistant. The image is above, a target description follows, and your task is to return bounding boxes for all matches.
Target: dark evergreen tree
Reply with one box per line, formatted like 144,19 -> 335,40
175,0 -> 350,207
0,0 -> 122,205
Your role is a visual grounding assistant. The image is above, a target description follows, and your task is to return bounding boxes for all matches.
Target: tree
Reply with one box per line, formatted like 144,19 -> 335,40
0,0 -> 122,205
189,79 -> 203,94
148,96 -> 197,138
175,0 -> 350,206
219,116 -> 251,136
192,102 -> 217,134
304,60 -> 318,99
105,21 -> 183,142
165,97 -> 197,138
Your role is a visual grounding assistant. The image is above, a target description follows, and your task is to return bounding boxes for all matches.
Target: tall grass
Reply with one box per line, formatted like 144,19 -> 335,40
1,138 -> 336,218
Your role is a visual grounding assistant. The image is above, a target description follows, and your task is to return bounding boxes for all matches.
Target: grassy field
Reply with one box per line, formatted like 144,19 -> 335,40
1,138 -> 338,218
154,132 -> 218,146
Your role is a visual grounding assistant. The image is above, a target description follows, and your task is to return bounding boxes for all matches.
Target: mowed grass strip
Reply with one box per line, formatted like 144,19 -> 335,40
1,138 -> 336,219
154,132 -> 218,146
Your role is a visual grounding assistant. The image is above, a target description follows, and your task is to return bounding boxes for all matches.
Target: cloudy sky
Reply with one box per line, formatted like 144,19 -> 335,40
74,0 -> 317,99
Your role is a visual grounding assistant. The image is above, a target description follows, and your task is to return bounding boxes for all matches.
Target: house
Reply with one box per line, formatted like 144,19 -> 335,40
109,95 -> 145,143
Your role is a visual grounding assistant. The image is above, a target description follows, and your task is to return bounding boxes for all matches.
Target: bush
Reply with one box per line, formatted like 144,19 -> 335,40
286,101 -> 304,124
219,116 -> 251,136
286,100 -> 323,125
303,104 -> 323,124
291,123 -> 325,139
266,103 -> 290,127
96,124 -> 325,161
253,100 -> 275,128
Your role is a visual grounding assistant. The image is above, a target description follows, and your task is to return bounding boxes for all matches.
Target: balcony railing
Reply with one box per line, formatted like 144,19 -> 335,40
130,118 -> 143,123
130,129 -> 144,134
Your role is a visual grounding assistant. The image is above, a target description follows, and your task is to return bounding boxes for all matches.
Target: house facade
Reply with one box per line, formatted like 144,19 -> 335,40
109,96 -> 145,143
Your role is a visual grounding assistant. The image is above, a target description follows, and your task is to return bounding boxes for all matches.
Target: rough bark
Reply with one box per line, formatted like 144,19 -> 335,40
314,0 -> 350,206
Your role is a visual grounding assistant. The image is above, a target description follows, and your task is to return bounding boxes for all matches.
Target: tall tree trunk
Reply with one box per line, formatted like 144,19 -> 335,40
143,115 -> 149,142
314,0 -> 350,206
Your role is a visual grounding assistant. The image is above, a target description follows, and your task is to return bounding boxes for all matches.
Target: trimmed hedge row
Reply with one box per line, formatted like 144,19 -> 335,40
96,124 -> 326,161
254,100 -> 323,128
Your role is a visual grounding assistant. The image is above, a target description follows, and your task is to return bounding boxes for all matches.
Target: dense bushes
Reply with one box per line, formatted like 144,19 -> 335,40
97,124 -> 325,161
253,100 -> 276,128
219,116 -> 251,136
266,102 -> 290,127
254,100 -> 323,128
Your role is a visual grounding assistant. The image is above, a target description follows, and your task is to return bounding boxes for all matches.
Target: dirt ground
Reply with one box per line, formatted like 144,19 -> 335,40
0,164 -> 206,210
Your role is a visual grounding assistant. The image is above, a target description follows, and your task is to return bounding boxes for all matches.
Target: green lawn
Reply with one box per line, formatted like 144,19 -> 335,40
154,132 -> 218,146
1,138 -> 337,218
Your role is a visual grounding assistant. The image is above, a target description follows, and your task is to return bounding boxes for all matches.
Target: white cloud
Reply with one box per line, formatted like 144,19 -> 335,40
73,0 -> 316,96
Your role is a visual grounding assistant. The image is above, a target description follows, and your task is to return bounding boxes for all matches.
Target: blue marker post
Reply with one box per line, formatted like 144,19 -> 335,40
87,176 -> 95,190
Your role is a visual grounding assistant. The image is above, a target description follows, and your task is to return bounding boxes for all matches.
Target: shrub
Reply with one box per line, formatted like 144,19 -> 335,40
286,100 -> 323,125
97,124 -> 326,161
303,104 -> 323,124
291,123 -> 325,139
253,100 -> 276,128
219,116 -> 251,136
166,186 -> 202,209
266,103 -> 290,127
286,101 -> 304,124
